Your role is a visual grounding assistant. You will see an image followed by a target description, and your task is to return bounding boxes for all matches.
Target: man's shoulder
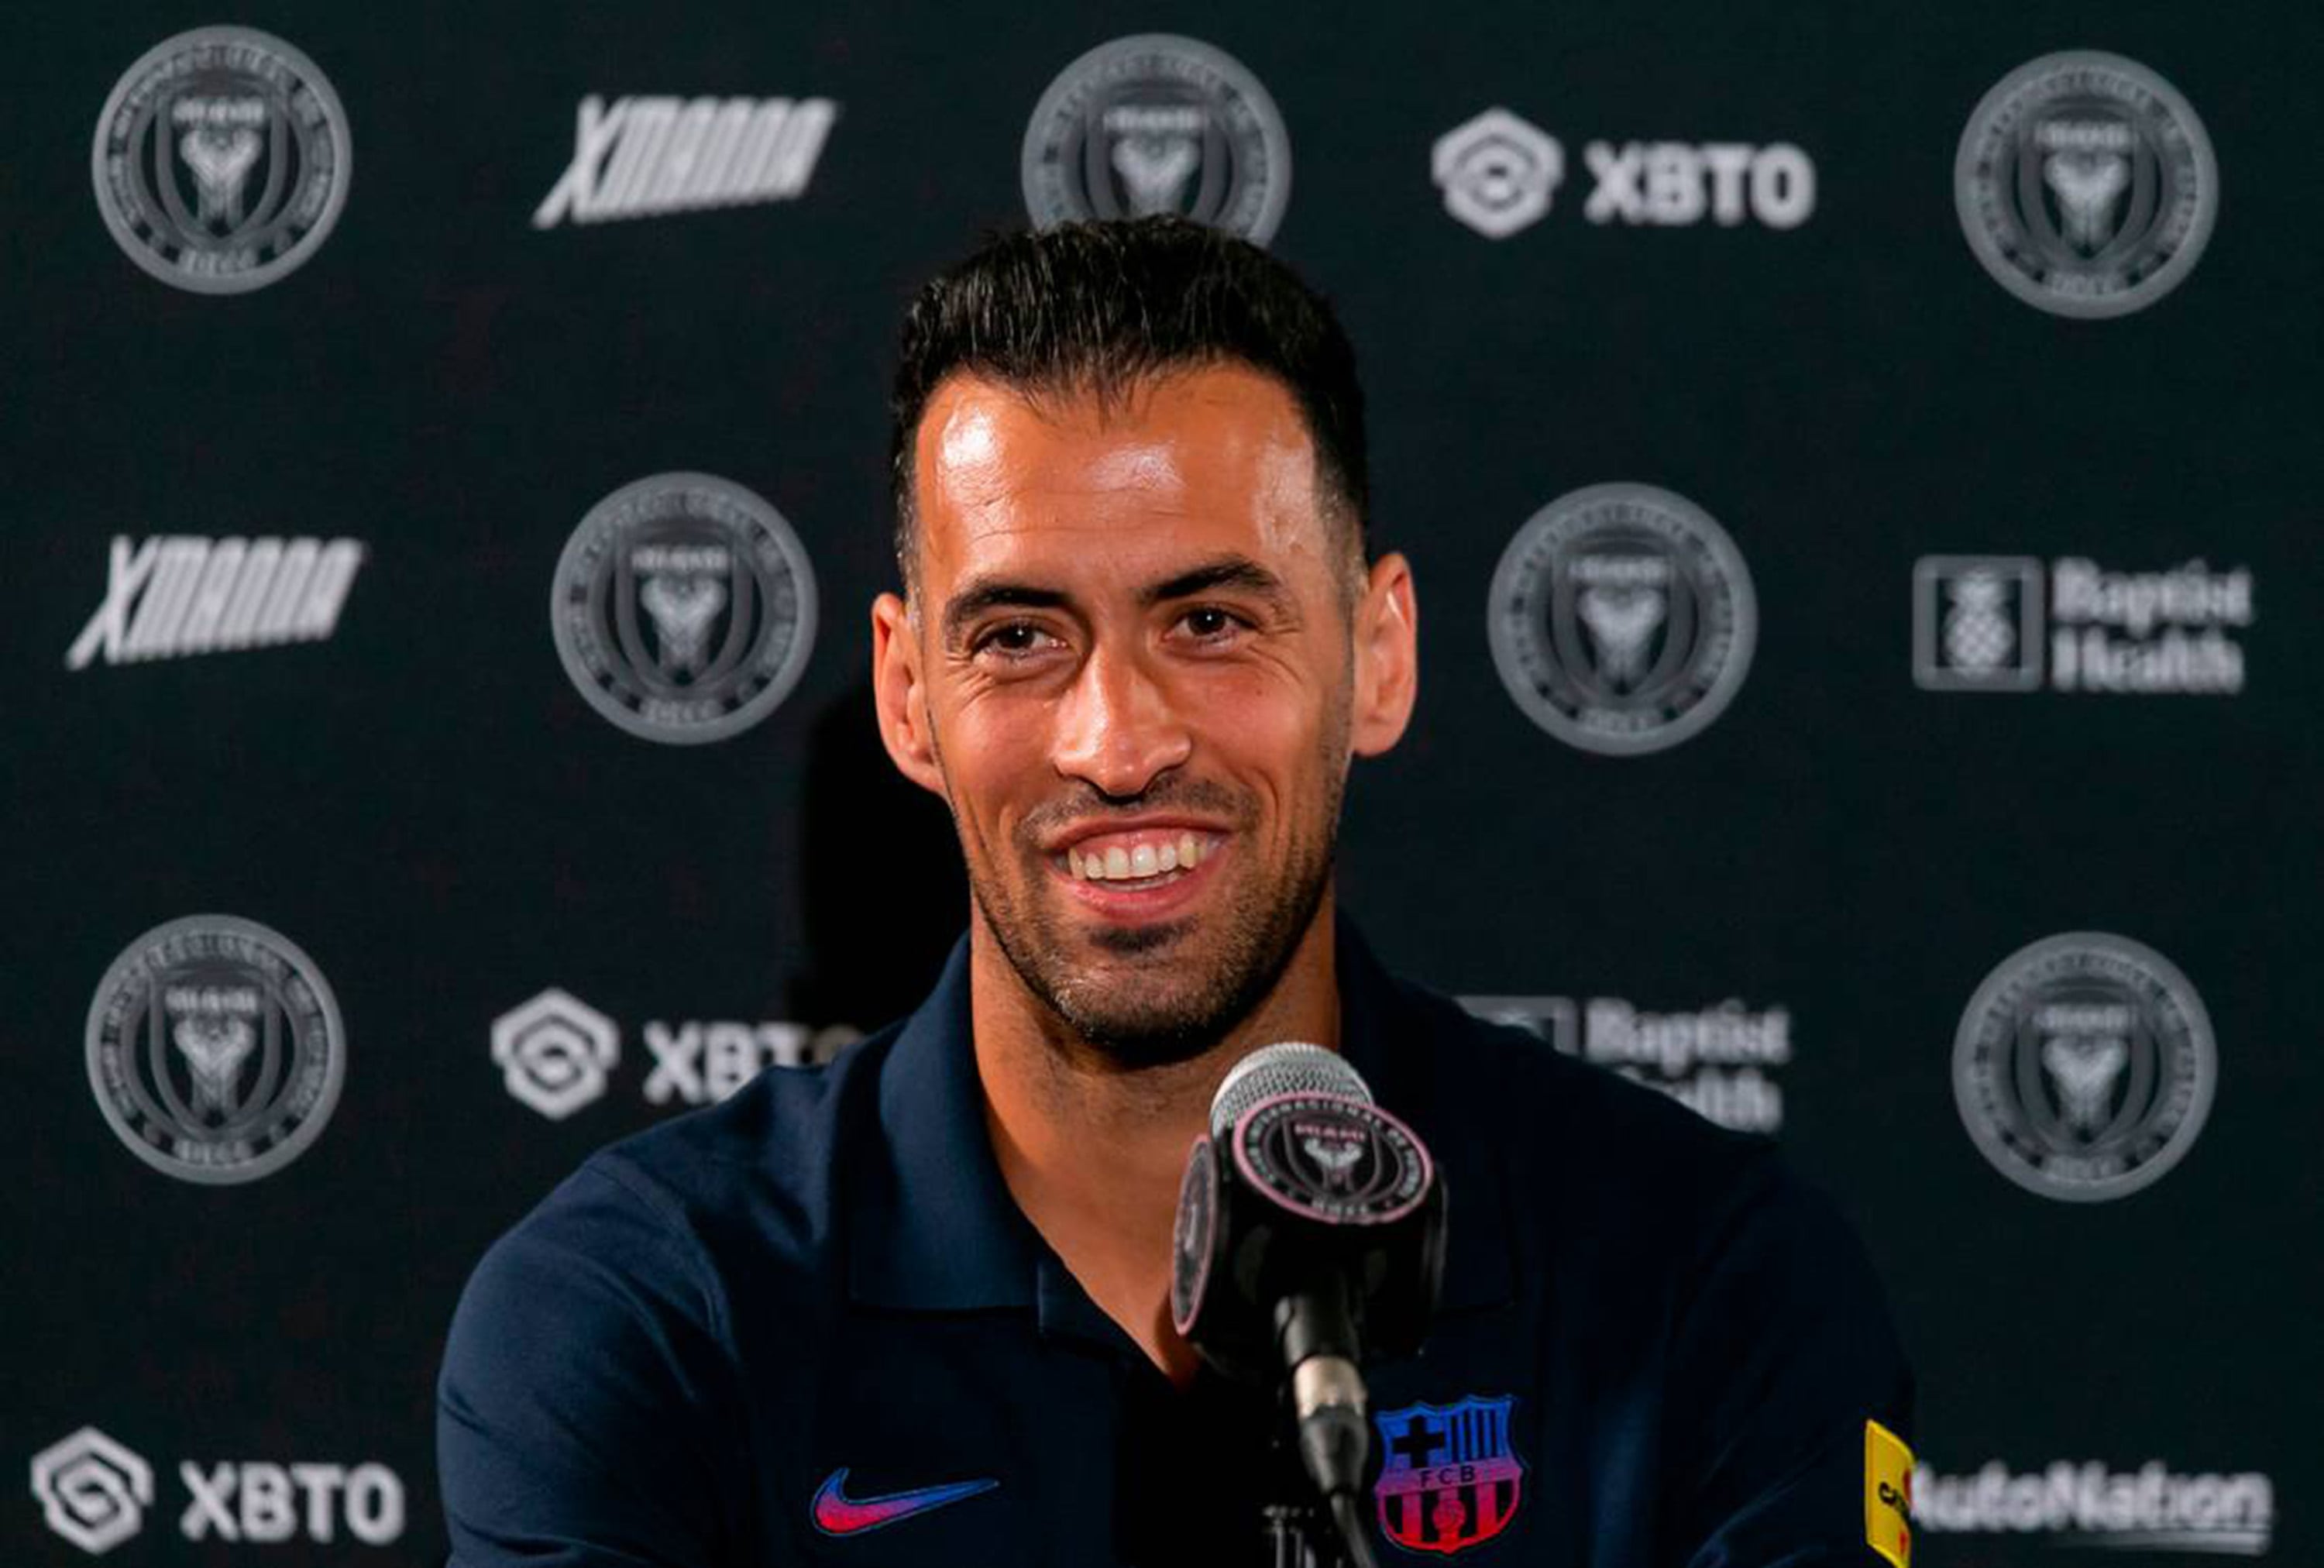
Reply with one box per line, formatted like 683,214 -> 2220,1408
1386,958 -> 1891,1359
1389,965 -> 1768,1167
487,1019 -> 902,1290
1380,962 -> 1805,1240
437,1024 -> 916,1566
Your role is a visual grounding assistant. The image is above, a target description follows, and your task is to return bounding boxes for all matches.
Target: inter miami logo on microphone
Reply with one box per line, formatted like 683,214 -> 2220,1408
1373,1395 -> 1525,1555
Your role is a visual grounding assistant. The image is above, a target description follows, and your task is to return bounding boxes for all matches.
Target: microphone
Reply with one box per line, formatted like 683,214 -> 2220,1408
1171,1043 -> 1446,1563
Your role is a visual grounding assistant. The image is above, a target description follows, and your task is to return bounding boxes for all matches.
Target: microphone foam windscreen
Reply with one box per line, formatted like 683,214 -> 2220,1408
1209,1041 -> 1372,1136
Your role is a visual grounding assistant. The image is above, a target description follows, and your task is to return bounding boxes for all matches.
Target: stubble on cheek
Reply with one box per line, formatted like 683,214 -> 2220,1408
924,645 -> 1353,1064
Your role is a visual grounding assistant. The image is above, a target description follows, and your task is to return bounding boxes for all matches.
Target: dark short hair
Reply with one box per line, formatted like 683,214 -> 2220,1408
889,217 -> 1369,597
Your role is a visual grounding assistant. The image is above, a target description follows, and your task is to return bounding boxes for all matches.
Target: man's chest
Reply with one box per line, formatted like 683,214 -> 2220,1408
730,1305 -> 1647,1568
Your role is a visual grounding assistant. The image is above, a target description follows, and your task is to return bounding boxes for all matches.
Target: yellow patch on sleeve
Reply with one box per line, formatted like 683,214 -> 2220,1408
1863,1419 -> 1913,1568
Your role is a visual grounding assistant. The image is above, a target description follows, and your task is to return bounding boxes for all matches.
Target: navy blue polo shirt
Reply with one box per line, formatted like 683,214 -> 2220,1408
438,915 -> 1912,1566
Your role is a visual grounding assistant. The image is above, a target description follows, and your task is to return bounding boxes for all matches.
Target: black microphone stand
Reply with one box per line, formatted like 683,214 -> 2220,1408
1260,1498 -> 1380,1568
1263,1502 -> 1337,1568
1256,1416 -> 1378,1568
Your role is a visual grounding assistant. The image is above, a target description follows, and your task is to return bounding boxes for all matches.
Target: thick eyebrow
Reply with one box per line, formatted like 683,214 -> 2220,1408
1141,555 -> 1295,613
939,554 -> 1295,648
940,580 -> 1070,650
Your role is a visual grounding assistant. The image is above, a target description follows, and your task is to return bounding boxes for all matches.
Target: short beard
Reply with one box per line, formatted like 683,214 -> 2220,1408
965,765 -> 1345,1073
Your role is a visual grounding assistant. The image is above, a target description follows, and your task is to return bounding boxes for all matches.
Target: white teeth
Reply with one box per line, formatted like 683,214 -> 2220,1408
1063,834 -> 1217,881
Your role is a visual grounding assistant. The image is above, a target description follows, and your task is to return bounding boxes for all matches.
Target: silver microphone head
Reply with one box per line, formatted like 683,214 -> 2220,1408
1209,1041 -> 1372,1136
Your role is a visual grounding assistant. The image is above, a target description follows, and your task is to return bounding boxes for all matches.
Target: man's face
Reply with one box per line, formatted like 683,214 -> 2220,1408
871,363 -> 1416,1066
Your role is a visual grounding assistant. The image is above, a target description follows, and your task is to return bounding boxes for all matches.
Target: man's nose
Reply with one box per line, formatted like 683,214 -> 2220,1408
1051,640 -> 1192,799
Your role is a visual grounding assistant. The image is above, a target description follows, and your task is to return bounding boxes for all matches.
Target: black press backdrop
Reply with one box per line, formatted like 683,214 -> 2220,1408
5,2 -> 2320,1564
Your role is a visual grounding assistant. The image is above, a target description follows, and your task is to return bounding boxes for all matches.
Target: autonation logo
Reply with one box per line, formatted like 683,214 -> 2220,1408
1915,1461 -> 2274,1555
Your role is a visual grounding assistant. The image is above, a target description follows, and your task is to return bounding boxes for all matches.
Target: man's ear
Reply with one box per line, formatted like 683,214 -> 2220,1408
1350,552 -> 1418,757
871,592 -> 947,797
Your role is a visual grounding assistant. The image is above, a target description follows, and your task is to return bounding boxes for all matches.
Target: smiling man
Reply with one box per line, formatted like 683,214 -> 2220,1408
439,218 -> 1912,1568
868,273 -> 1416,1388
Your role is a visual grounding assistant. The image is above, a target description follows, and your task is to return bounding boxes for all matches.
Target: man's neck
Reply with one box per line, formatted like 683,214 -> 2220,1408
968,907 -> 1342,1385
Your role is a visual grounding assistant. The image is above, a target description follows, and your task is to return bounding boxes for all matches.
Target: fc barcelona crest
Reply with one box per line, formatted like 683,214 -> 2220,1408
1373,1395 -> 1525,1554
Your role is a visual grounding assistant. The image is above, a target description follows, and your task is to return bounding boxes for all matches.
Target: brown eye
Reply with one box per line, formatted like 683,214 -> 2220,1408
1181,607 -> 1243,641
975,621 -> 1057,659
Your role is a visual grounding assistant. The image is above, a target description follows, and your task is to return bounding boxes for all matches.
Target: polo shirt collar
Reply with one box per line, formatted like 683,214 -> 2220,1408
847,913 -> 1514,1316
849,934 -> 1038,1308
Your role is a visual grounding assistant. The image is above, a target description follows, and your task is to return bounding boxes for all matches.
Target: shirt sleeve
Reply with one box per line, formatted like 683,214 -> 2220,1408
436,1161 -> 750,1568
1665,1153 -> 1915,1568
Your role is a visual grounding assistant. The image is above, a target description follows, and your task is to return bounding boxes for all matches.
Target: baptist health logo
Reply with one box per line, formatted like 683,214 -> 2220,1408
1915,1460 -> 2274,1555
30,1427 -> 404,1554
1914,556 -> 2251,695
1460,996 -> 1791,1133
534,95 -> 836,227
493,988 -> 858,1118
67,536 -> 365,669
1434,107 -> 1813,238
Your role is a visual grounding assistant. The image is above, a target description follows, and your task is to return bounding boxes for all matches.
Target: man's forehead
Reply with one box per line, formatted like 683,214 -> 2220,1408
911,365 -> 1331,583
921,360 -> 1311,449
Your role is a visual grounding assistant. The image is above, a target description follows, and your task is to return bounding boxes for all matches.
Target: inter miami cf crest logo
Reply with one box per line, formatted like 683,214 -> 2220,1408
1487,483 -> 1757,755
551,472 -> 819,744
1022,34 -> 1291,245
1954,51 -> 2216,318
1953,933 -> 2215,1202
84,915 -> 346,1184
92,27 -> 351,294
1373,1396 -> 1526,1555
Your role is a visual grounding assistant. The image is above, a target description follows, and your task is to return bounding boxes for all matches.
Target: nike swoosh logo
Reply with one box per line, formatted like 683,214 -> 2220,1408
810,1467 -> 999,1535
